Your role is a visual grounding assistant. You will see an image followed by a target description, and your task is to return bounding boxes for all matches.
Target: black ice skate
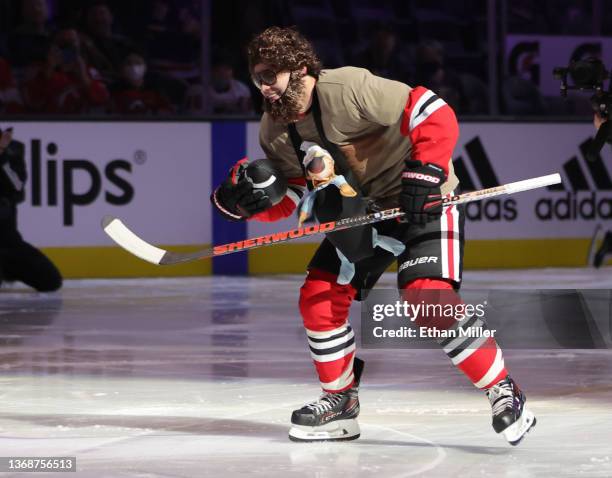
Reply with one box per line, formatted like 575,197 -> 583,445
288,357 -> 364,442
486,375 -> 536,446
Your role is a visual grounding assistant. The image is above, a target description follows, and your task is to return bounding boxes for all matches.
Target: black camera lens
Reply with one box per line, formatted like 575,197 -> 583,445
569,59 -> 607,88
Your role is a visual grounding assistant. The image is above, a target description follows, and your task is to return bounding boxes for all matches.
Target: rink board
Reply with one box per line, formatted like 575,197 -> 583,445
7,121 -> 214,278
38,237 -> 607,278
4,120 -> 609,277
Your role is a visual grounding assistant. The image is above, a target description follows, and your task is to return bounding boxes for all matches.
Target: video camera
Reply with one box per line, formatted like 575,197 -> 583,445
554,58 -> 611,160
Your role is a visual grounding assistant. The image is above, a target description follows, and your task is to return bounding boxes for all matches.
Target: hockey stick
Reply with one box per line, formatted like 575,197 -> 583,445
102,173 -> 561,266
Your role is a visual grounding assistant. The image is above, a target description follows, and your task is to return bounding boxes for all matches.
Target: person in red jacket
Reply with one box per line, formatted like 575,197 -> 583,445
22,29 -> 109,114
109,53 -> 174,115
0,58 -> 24,114
211,27 -> 536,445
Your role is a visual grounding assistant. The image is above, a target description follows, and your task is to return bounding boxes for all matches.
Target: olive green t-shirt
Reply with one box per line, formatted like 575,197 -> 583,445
259,66 -> 458,203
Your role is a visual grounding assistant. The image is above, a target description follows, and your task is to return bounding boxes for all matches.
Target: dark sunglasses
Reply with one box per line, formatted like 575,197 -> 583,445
251,69 -> 278,88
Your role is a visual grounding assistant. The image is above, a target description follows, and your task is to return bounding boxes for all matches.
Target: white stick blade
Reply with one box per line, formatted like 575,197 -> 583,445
102,216 -> 166,265
504,173 -> 562,194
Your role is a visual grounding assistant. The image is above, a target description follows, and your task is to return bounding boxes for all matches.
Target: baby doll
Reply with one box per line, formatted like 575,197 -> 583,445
298,141 -> 357,227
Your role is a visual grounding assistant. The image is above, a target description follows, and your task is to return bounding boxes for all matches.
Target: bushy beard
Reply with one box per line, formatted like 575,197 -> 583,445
263,71 -> 305,124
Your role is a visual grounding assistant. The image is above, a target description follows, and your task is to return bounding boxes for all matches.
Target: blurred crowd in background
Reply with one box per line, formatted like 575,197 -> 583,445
0,0 -> 608,118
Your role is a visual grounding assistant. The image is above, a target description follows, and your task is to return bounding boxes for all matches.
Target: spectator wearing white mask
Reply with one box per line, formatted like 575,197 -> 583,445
210,56 -> 253,115
109,53 -> 173,115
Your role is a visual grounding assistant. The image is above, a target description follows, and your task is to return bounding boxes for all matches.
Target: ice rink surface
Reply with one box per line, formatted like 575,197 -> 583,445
1,268 -> 611,477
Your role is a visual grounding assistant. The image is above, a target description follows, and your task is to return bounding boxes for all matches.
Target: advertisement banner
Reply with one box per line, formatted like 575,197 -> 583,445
7,122 -> 212,248
454,122 -> 610,240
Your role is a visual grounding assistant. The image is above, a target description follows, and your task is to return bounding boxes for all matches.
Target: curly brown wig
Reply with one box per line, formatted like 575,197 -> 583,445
247,26 -> 322,76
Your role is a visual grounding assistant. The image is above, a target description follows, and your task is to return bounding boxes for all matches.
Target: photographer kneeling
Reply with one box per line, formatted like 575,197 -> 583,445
0,127 -> 62,291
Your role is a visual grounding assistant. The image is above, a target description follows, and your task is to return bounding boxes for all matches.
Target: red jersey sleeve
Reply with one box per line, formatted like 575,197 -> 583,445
400,86 -> 459,175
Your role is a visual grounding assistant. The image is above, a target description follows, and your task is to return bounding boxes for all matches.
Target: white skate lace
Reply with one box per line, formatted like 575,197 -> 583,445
305,393 -> 344,414
488,381 -> 514,416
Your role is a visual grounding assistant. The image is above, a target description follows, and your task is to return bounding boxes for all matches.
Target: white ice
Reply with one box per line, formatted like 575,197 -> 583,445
1,269 -> 611,477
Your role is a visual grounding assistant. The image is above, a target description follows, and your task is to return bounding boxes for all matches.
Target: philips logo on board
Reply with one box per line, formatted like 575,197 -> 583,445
18,139 -> 140,226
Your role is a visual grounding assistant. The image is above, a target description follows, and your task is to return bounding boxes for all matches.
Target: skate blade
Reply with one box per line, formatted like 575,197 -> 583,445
502,408 -> 536,446
288,419 -> 360,442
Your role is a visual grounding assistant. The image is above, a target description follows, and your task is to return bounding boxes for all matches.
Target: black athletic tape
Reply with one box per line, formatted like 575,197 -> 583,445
309,336 -> 355,356
417,94 -> 440,117
439,314 -> 479,347
446,333 -> 484,358
308,326 -> 353,343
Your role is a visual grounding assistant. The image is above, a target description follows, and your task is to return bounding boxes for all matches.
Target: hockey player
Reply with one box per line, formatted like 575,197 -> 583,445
211,27 -> 536,445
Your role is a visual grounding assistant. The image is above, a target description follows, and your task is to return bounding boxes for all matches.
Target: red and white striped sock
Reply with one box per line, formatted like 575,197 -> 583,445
403,278 -> 508,389
299,269 -> 357,392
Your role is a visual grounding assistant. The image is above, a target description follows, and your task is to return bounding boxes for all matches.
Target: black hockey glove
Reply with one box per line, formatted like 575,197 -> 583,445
400,159 -> 446,225
211,160 -> 272,221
